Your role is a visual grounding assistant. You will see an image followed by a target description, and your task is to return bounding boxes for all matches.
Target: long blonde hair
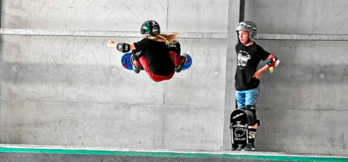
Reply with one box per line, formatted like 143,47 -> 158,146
149,32 -> 178,44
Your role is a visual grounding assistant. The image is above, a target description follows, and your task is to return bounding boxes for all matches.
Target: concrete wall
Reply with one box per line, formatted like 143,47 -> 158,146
224,0 -> 348,155
0,0 -> 228,150
1,0 -> 348,156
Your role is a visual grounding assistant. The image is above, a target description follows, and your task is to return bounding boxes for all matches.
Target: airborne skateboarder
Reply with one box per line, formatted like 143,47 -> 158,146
107,20 -> 191,82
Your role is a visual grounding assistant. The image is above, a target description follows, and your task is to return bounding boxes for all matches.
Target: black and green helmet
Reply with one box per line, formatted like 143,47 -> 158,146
140,20 -> 160,36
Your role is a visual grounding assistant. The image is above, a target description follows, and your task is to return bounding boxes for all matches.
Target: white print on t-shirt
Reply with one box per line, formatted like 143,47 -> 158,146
237,50 -> 251,69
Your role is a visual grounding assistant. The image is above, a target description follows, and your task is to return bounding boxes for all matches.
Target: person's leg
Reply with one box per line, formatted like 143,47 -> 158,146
169,51 -> 182,67
168,51 -> 187,73
131,52 -> 143,73
235,90 -> 246,109
242,88 -> 260,151
139,55 -> 175,82
245,88 -> 259,108
232,90 -> 247,151
245,87 -> 259,129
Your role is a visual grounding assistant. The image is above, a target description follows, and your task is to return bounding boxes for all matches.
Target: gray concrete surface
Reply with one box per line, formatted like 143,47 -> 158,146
0,0 -> 228,151
0,0 -> 347,157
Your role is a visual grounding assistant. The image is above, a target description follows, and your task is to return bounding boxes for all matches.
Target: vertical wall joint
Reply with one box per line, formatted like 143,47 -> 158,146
239,0 -> 245,22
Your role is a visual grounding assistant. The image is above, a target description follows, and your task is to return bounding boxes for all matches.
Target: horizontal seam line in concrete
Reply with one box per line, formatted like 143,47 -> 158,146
0,100 -> 166,107
0,146 -> 347,161
1,29 -> 348,41
0,29 -> 227,39
264,108 -> 348,112
0,100 -> 210,109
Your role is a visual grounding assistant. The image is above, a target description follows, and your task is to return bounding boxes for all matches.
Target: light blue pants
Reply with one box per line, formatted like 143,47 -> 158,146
235,88 -> 259,109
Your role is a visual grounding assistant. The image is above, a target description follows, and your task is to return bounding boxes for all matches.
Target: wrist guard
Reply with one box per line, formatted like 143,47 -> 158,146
117,43 -> 130,53
267,56 -> 280,68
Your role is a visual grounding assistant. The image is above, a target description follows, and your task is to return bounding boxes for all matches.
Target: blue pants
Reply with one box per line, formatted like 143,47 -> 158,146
235,88 -> 259,109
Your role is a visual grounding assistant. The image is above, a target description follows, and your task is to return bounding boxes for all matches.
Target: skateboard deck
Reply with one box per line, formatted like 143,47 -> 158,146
121,52 -> 134,70
121,52 -> 192,71
230,109 -> 249,150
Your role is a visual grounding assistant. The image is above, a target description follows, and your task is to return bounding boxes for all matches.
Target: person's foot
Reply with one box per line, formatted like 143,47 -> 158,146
175,53 -> 188,73
232,144 -> 244,151
232,146 -> 242,151
241,143 -> 255,151
131,54 -> 142,74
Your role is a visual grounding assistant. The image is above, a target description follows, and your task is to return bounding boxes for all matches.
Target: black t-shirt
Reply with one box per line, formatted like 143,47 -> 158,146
133,38 -> 175,76
235,42 -> 270,91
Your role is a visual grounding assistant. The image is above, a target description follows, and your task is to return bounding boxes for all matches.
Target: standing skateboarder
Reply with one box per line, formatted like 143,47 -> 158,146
232,21 -> 280,151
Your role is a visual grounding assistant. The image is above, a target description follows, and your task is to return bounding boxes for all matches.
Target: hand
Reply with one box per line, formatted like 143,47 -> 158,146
253,71 -> 262,79
107,40 -> 116,48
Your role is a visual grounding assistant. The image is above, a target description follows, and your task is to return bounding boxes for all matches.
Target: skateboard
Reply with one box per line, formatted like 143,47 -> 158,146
230,109 -> 249,151
121,52 -> 192,71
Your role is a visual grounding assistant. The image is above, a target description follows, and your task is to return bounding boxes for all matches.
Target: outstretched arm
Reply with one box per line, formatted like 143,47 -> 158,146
107,40 -> 136,51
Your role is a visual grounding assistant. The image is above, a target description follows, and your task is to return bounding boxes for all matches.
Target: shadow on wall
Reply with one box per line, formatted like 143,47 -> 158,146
251,39 -> 348,154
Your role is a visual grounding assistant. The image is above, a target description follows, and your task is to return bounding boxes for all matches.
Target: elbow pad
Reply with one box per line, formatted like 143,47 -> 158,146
117,43 -> 130,53
267,56 -> 280,68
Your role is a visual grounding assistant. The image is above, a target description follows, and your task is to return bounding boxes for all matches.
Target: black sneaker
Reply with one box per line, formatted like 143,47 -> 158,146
131,54 -> 142,74
175,53 -> 188,73
241,143 -> 255,151
232,145 -> 243,151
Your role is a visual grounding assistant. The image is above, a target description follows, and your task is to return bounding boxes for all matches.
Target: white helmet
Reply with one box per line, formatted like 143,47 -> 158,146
236,21 -> 257,41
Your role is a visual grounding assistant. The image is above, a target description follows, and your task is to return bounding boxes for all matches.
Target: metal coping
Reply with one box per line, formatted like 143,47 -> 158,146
1,29 -> 348,41
0,145 -> 347,162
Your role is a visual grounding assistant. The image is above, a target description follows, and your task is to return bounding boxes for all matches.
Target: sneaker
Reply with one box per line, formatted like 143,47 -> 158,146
241,143 -> 255,151
175,53 -> 188,73
131,54 -> 142,74
231,144 -> 243,151
232,145 -> 243,151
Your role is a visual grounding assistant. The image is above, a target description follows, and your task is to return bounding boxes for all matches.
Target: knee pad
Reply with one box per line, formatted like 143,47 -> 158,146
244,105 -> 258,126
168,41 -> 181,55
132,51 -> 143,59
